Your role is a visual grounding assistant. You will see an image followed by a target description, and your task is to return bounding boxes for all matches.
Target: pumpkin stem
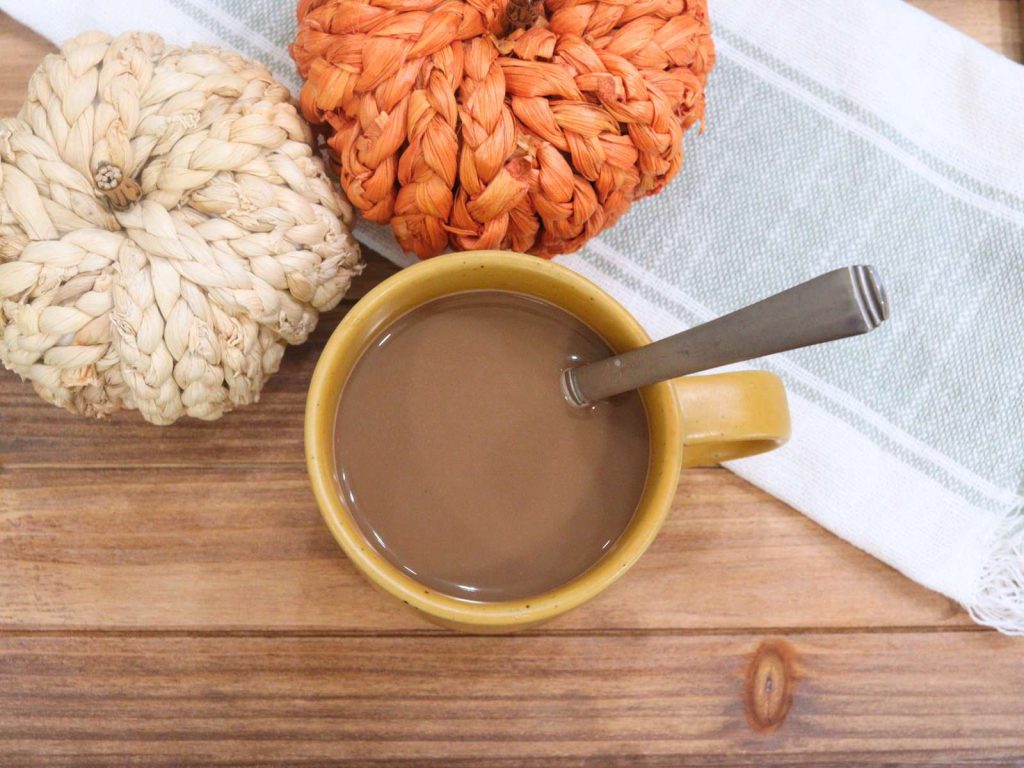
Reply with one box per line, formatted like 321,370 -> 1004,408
504,0 -> 539,32
94,162 -> 141,210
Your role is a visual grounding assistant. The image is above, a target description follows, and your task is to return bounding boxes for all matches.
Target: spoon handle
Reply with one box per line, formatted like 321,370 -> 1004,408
563,265 -> 890,407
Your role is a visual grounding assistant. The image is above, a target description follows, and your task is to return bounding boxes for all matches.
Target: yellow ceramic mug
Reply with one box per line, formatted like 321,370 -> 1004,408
306,251 -> 789,632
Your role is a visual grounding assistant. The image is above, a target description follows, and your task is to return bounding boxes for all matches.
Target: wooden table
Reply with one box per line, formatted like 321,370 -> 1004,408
1,4 -> 1022,765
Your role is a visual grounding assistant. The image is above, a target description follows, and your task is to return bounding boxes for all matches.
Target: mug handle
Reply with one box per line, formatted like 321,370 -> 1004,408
674,371 -> 790,468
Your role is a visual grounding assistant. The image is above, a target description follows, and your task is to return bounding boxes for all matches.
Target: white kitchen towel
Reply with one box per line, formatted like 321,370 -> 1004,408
3,0 -> 1023,633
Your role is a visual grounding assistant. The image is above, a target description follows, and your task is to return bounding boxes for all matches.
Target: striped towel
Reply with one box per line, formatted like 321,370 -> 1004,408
4,0 -> 1023,633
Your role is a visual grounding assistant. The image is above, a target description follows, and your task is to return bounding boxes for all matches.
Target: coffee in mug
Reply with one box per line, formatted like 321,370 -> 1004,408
334,290 -> 650,602
306,251 -> 790,631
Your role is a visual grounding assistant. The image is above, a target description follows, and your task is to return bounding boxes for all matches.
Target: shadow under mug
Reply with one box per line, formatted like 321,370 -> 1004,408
305,250 -> 790,632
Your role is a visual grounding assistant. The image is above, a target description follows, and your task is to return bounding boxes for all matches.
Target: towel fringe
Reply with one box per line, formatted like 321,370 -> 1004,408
968,501 -> 1024,635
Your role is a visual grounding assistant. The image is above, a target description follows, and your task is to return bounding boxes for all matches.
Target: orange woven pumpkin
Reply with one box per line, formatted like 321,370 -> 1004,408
291,0 -> 714,258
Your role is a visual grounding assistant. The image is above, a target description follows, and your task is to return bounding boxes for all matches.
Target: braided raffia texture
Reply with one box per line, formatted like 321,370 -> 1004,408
291,0 -> 714,259
0,32 -> 362,425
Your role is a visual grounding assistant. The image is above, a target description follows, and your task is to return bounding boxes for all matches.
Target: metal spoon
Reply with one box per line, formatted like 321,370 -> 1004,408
562,265 -> 890,407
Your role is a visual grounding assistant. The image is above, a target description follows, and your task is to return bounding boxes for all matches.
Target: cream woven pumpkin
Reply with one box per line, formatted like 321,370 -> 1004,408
0,32 -> 361,424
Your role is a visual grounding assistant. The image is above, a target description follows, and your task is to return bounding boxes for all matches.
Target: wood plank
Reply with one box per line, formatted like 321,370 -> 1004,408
0,465 -> 968,631
0,631 -> 1021,766
906,0 -> 1022,59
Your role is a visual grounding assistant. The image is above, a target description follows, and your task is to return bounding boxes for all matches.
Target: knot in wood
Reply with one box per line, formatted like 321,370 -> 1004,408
744,638 -> 795,735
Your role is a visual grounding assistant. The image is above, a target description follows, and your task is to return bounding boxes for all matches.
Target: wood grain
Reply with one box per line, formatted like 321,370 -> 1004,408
907,0 -> 1022,59
0,632 -> 1022,767
0,465 -> 966,632
0,15 -> 52,115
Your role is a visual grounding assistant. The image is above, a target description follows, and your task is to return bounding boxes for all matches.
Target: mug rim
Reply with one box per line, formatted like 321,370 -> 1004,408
305,250 -> 683,629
